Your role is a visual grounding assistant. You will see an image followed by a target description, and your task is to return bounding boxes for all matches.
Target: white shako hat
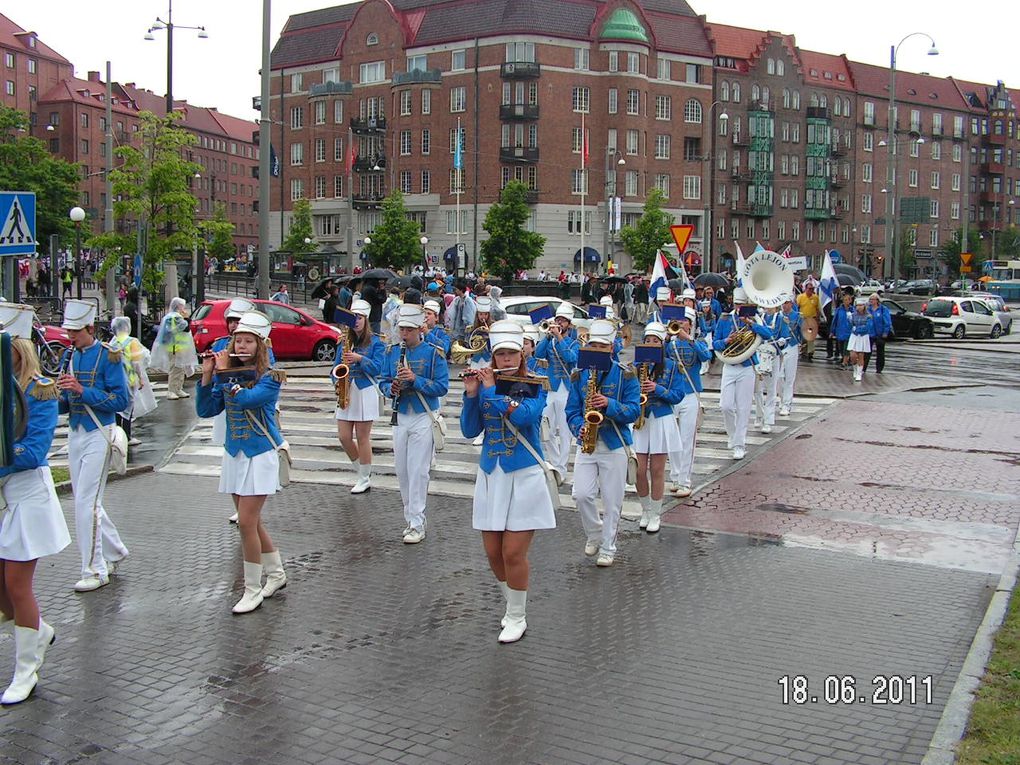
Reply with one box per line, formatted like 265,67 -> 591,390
397,304 -> 425,328
643,321 -> 667,341
554,302 -> 575,320
351,299 -> 372,318
588,318 -> 617,345
489,320 -> 523,352
854,296 -> 869,307
684,307 -> 698,323
225,298 -> 256,320
0,303 -> 36,339
522,325 -> 540,345
475,296 -> 492,312
681,288 -> 696,300
233,310 -> 272,340
423,299 -> 442,317
599,295 -> 613,306
732,287 -> 749,304
61,299 -> 96,330
655,287 -> 672,302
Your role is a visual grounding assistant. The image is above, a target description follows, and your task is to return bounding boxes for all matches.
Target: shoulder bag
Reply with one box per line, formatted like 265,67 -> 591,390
502,418 -> 562,511
413,390 -> 447,452
244,410 -> 292,488
70,351 -> 128,475
607,419 -> 639,485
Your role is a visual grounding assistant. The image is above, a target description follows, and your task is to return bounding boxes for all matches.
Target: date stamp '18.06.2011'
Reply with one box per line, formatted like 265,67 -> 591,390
778,675 -> 934,706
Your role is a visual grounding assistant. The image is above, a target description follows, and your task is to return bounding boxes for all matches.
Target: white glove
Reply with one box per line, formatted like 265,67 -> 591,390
776,338 -> 787,349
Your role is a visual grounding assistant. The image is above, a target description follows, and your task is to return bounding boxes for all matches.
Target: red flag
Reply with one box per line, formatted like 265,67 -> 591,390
346,143 -> 356,174
582,129 -> 589,167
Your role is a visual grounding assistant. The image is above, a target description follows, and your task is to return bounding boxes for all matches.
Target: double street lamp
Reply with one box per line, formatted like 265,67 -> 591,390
69,206 -> 86,300
703,102 -> 729,273
603,149 -> 625,270
144,2 -> 208,115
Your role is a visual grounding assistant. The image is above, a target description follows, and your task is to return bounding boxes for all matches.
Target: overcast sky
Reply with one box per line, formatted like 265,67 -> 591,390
17,0 -> 1019,122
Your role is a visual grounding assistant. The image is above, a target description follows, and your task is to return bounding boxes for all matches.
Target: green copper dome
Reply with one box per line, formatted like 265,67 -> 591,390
600,8 -> 649,43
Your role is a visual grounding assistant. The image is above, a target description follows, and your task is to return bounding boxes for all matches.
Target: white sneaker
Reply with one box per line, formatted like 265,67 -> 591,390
403,527 -> 426,544
583,540 -> 599,556
646,515 -> 661,534
778,407 -> 791,417
166,393 -> 180,401
732,446 -> 746,460
621,504 -> 642,522
73,575 -> 109,593
128,437 -> 142,447
178,391 -> 191,399
595,552 -> 615,567
108,555 -> 128,576
675,484 -> 693,498
761,423 -> 773,434
350,472 -> 371,494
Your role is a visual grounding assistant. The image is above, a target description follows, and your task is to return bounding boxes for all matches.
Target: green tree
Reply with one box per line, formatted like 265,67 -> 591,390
939,227 -> 983,279
0,106 -> 80,246
363,190 -> 421,270
90,111 -> 202,293
280,197 -> 314,256
480,181 -> 546,282
200,202 -> 235,264
619,188 -> 674,272
994,225 -> 1020,259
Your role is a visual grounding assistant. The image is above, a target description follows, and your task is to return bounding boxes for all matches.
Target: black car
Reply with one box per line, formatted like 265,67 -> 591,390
900,279 -> 939,296
882,298 -> 934,339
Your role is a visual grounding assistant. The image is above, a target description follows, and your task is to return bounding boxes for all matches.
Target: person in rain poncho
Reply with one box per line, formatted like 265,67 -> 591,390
486,285 -> 508,321
109,316 -> 156,446
148,297 -> 199,399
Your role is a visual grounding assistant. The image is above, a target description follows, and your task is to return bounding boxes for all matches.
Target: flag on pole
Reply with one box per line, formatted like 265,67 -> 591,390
818,249 -> 839,311
779,244 -> 792,259
346,142 -> 356,174
734,242 -> 747,287
453,122 -> 463,170
672,250 -> 692,292
582,128 -> 589,167
649,250 -> 678,300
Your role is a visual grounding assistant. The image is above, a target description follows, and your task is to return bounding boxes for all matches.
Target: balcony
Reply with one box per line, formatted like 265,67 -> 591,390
500,61 -> 541,79
979,190 -> 994,205
353,155 -> 386,173
350,116 -> 387,134
731,133 -> 750,147
863,115 -> 876,128
831,208 -> 845,220
730,168 -> 753,183
986,131 -> 1007,145
932,124 -> 944,137
830,176 -> 845,189
831,145 -> 847,158
499,103 -> 540,121
310,80 -> 353,97
806,107 -> 831,120
731,202 -> 772,217
352,193 -> 386,210
805,208 -> 831,221
392,68 -> 442,86
499,145 -> 540,163
983,160 -> 1005,175
952,129 -> 965,140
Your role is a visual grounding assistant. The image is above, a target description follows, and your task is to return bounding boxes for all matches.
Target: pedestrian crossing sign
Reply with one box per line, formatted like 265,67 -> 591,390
0,192 -> 36,256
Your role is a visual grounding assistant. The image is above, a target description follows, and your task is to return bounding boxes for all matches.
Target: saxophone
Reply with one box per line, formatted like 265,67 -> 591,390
634,363 -> 650,430
332,326 -> 352,409
580,372 -> 604,454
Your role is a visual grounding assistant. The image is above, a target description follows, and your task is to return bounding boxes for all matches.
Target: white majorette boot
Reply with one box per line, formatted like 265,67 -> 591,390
646,498 -> 663,534
350,463 -> 372,494
232,561 -> 265,614
1,626 -> 42,705
854,365 -> 863,382
498,588 -> 527,643
260,551 -> 287,598
498,580 -> 510,628
37,621 -> 55,667
638,495 -> 652,530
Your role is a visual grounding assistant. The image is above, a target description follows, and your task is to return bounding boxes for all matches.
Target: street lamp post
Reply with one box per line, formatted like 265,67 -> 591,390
880,135 -> 926,280
420,236 -> 429,276
69,206 -> 86,300
362,236 -> 372,270
704,102 -> 729,273
885,32 -> 938,280
603,149 -> 625,272
991,197 -> 1015,259
144,1 -> 208,115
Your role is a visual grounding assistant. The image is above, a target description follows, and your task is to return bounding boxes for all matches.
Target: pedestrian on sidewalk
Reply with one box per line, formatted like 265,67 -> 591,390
270,284 -> 291,305
109,317 -> 157,449
865,293 -> 892,374
334,300 -> 385,495
632,322 -> 683,533
795,283 -> 821,362
196,311 -> 288,614
60,267 -> 73,299
848,297 -> 874,383
460,321 -> 554,643
56,300 -> 130,593
149,298 -> 199,400
0,306 -> 71,705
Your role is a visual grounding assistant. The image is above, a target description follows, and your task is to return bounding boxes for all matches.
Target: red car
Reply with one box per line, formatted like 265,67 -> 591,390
191,299 -> 342,362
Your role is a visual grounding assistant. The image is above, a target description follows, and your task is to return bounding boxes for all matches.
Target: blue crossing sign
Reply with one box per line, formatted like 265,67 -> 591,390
0,192 -> 37,256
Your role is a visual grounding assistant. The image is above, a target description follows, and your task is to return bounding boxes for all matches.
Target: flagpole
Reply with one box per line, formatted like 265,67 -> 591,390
456,116 -> 462,275
580,113 -> 585,276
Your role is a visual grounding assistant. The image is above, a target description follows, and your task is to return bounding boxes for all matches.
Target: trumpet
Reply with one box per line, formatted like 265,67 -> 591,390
666,319 -> 685,337
538,319 -> 554,334
450,327 -> 489,364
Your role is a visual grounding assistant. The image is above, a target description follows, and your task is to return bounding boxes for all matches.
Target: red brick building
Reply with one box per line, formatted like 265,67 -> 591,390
0,12 -> 71,123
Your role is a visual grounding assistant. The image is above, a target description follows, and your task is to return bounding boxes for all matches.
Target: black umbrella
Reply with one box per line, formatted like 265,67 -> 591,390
601,275 -> 629,284
695,272 -> 730,289
836,273 -> 862,287
392,275 -> 414,289
834,263 -> 866,281
361,268 -> 397,281
309,278 -> 336,299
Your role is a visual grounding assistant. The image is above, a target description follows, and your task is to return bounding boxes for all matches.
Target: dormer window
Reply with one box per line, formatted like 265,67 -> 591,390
366,33 -> 379,46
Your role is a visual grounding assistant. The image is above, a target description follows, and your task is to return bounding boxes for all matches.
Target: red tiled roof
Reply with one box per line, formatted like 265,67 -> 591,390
208,110 -> 259,143
704,22 -> 767,60
848,60 -> 970,110
36,77 -> 141,117
799,50 -> 854,92
645,11 -> 711,57
0,12 -> 70,65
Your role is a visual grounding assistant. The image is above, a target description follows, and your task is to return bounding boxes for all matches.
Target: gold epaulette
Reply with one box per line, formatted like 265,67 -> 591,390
535,359 -> 549,369
102,342 -> 122,363
570,370 -> 581,382
269,369 -> 287,384
31,376 -> 59,400
622,366 -> 637,379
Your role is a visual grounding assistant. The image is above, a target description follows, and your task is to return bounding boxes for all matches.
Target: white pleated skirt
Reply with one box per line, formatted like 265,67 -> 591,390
847,334 -> 871,353
335,383 -> 380,422
632,412 -> 681,455
218,449 -> 281,496
0,467 -> 72,561
472,462 -> 556,532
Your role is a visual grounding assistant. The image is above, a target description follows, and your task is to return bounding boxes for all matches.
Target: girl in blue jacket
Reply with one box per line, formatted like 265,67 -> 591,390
830,292 -> 855,368
197,311 -> 287,615
848,298 -> 875,382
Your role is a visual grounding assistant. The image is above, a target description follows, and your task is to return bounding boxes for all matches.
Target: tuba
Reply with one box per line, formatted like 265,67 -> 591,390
450,326 -> 489,365
579,372 -> 604,454
716,249 -> 793,365
331,326 -> 352,409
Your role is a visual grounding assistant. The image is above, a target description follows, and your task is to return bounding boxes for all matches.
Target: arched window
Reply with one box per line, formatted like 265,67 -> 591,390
762,87 -> 770,107
792,90 -> 800,109
366,32 -> 379,46
721,81 -> 730,101
767,58 -> 775,75
776,60 -> 785,76
834,98 -> 842,116
732,83 -> 741,103
810,92 -> 819,108
751,84 -> 760,102
820,94 -> 827,108
843,97 -> 851,117
782,88 -> 791,108
684,98 -> 703,124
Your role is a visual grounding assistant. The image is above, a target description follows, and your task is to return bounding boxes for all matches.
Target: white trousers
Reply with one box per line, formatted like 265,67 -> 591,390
755,372 -> 779,427
572,445 -> 627,555
542,385 -> 571,477
68,426 -> 129,578
701,334 -> 713,376
720,364 -> 755,450
394,410 -> 434,531
669,395 -> 701,486
777,347 -> 799,409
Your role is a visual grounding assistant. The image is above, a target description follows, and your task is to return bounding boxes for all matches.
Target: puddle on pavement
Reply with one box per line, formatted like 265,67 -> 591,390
756,503 -> 809,514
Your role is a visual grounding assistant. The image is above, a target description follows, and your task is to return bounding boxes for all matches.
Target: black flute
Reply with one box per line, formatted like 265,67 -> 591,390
390,342 -> 407,425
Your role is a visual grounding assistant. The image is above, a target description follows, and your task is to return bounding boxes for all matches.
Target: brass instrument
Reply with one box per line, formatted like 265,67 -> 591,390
332,327 -> 352,409
634,364 -> 650,430
537,319 -> 554,334
390,343 -> 407,425
716,319 -> 762,365
579,372 -> 604,454
450,326 -> 489,364
666,319 -> 685,337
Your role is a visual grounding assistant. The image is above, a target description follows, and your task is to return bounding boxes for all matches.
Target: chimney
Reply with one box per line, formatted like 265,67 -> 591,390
87,71 -> 102,83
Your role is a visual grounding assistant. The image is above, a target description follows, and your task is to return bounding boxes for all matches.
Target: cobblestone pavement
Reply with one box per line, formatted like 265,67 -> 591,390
0,473 -> 997,765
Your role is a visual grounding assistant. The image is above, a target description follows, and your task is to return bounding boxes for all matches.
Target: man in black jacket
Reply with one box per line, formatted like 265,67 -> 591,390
323,285 -> 340,324
360,278 -> 387,334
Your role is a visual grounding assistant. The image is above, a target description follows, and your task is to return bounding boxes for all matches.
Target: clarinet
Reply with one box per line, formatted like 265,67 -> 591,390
390,342 -> 407,426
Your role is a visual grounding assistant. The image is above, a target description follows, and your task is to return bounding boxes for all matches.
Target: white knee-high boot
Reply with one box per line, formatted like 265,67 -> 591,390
498,588 -> 527,643
260,551 -> 287,598
646,498 -> 663,534
37,620 -> 55,667
232,561 -> 264,614
498,580 -> 510,628
638,494 -> 651,530
351,463 -> 372,494
1,626 -> 42,705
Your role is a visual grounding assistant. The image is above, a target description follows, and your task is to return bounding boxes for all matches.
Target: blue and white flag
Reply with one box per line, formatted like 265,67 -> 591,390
453,122 -> 463,170
818,250 -> 840,311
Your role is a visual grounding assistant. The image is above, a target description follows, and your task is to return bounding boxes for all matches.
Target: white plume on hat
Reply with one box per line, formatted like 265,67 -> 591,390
733,287 -> 748,304
61,299 -> 96,330
226,298 -> 256,320
351,299 -> 372,318
643,321 -> 667,341
489,320 -> 523,352
233,310 -> 272,340
397,304 -> 426,328
599,296 -> 613,306
588,319 -> 617,345
475,296 -> 492,312
0,303 -> 36,339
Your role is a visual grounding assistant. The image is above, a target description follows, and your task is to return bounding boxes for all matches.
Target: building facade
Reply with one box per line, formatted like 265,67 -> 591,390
0,13 -> 71,121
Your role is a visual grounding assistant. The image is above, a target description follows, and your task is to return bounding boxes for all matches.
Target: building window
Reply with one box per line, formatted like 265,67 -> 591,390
682,175 -> 700,199
449,126 -> 465,154
626,89 -> 640,115
608,51 -> 618,73
721,81 -> 730,101
909,168 -> 918,187
323,67 -> 339,84
421,129 -> 430,155
334,176 -> 344,198
684,137 -> 700,161
290,142 -> 304,165
311,100 -> 325,125
929,228 -> 939,247
862,162 -> 872,183
685,64 -> 700,83
626,129 -> 638,155
777,60 -> 785,76
653,95 -> 671,121
290,106 -> 304,129
767,58 -> 775,75
684,99 -> 702,124
628,53 -> 639,73
657,59 -> 670,80
79,138 -> 89,154
625,170 -> 638,196
732,83 -> 741,103
571,169 -> 588,195
951,202 -> 960,219
334,137 -> 344,162
291,179 -> 304,201
450,87 -> 466,113
450,169 -> 465,194
291,73 -> 303,92
654,174 -> 670,197
951,173 -> 960,192
406,54 -> 427,72
421,170 -> 431,194
910,140 -> 920,158
314,176 -> 326,199
930,199 -> 939,218
366,33 -> 379,46
80,112 -> 89,128
333,100 -> 344,124
422,89 -> 431,115
505,41 -> 535,62
360,61 -> 385,84
654,135 -> 670,159
864,101 -> 875,125
863,132 -> 873,152
861,194 -> 872,213
315,138 -> 326,162
931,171 -> 940,190
608,88 -> 618,115
400,130 -> 411,155
572,87 -> 590,114
931,141 -> 941,160
571,127 -> 582,154
452,50 -> 466,70
400,170 -> 412,194
400,90 -> 412,116
574,48 -> 589,70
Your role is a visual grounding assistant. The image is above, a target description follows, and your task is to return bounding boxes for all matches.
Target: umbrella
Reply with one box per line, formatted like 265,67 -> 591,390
601,275 -> 629,284
310,278 -> 336,299
694,272 -> 730,289
836,273 -> 862,287
361,268 -> 397,281
833,263 -> 866,281
392,274 -> 414,289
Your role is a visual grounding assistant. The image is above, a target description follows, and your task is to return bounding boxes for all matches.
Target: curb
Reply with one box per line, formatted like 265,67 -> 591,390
922,526 -> 1020,764
53,464 -> 154,496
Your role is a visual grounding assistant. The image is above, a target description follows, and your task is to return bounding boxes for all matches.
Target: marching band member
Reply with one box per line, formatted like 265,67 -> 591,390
649,286 -> 672,322
566,319 -> 641,567
0,305 -> 71,705
866,293 -> 892,374
713,289 -> 774,460
667,308 -> 712,496
848,297 -> 874,382
196,311 -> 288,614
460,321 -> 554,644
679,289 -> 708,338
753,306 -> 785,435
381,305 -> 450,544
776,297 -> 802,417
335,299 -> 385,495
533,305 -> 578,481
423,300 -> 451,359
699,299 -> 717,376
149,297 -> 199,400
830,292 -> 854,369
632,322 -> 684,533
467,296 -> 493,370
521,325 -> 541,373
56,300 -> 130,593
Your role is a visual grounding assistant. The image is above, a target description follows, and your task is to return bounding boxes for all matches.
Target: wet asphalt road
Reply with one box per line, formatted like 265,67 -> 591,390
869,340 -> 1020,389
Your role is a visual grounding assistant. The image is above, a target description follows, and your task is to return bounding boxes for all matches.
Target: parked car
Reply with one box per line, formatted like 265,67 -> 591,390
39,323 -> 70,348
962,292 -> 1013,334
921,297 -> 1004,339
856,279 -> 885,296
885,279 -> 909,293
500,296 -> 591,326
881,299 -> 934,340
900,279 -> 939,296
190,299 -> 343,361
